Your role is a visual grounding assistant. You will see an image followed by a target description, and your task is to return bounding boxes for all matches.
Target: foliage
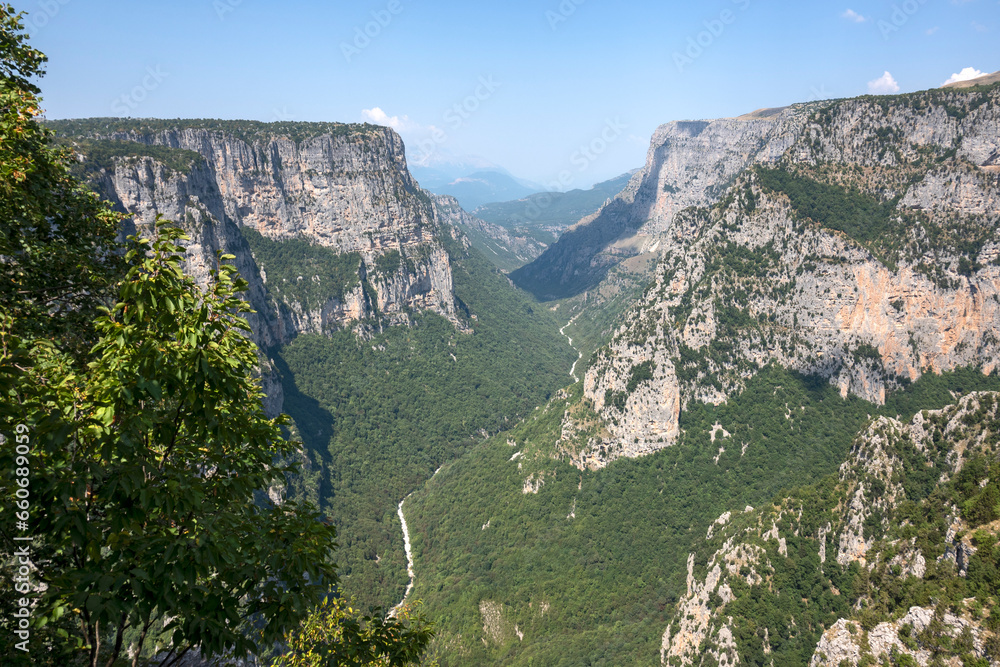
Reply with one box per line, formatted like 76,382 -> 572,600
58,137 -> 205,176
272,598 -> 434,667
754,166 -> 902,267
2,221 -> 340,665
47,117 -> 380,146
241,227 -> 363,310
0,5 -> 126,357
401,364 -> 1000,665
277,234 -> 576,609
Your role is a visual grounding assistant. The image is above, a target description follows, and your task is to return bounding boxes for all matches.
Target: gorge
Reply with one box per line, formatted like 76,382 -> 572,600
46,73 -> 1000,666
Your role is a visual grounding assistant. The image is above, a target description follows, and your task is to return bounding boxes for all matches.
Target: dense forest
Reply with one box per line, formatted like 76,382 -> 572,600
405,366 -> 1000,665
268,230 -> 577,608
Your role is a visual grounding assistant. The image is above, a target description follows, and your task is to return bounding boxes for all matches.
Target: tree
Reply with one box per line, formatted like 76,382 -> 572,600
272,598 -> 434,667
4,222 -> 340,666
0,3 -> 125,356
0,8 -> 431,665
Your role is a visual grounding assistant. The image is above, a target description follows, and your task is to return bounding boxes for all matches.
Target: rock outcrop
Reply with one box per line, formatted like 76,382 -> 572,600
57,119 -> 463,340
579,84 -> 1000,467
659,392 -> 1000,665
53,119 -> 476,417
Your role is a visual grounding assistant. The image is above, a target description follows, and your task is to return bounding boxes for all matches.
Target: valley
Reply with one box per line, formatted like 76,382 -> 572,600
44,74 -> 1000,666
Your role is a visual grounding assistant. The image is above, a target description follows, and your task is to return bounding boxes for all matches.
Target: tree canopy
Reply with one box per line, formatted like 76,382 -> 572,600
0,7 -> 430,665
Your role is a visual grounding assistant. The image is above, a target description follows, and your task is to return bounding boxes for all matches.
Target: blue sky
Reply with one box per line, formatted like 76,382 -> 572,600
22,0 -> 1000,189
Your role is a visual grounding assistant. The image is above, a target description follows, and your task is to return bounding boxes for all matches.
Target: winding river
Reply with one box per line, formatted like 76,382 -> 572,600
560,313 -> 584,382
390,316 -> 582,615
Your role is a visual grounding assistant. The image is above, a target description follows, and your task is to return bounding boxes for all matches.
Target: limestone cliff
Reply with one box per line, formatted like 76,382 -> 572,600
579,84 -> 1000,468
660,392 -> 1000,666
510,106 -> 811,299
54,119 -> 463,341
53,119 -> 475,419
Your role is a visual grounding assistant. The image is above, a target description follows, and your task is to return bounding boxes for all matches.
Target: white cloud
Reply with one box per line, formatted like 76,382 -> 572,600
360,107 -> 420,132
941,67 -> 986,85
926,26 -> 940,35
867,71 -> 900,94
841,8 -> 867,22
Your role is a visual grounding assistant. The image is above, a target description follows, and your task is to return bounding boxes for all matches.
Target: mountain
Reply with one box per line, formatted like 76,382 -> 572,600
48,79 -> 1000,665
509,108 -> 808,300
431,194 -> 551,272
943,69 -> 1000,89
396,82 -> 1000,664
49,118 -> 577,609
663,391 -> 1000,666
415,168 -> 542,210
473,171 -> 637,230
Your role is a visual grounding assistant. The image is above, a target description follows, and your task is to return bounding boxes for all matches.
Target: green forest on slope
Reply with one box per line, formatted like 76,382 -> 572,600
404,366 -> 1000,666
677,392 -> 1000,666
269,231 -> 577,608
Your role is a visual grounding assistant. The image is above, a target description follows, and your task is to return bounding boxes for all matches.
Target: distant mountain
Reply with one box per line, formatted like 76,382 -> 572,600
943,69 -> 1000,88
473,171 -> 637,230
413,168 -> 542,210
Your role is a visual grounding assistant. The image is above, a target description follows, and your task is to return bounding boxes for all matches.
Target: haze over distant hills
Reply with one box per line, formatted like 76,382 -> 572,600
411,165 -> 544,210
35,77 -> 1000,667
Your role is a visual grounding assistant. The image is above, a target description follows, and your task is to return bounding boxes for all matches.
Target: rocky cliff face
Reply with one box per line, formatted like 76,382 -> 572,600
431,193 -> 549,271
57,120 -> 463,342
54,119 -> 474,418
577,84 -> 1000,468
660,392 -> 1000,666
510,106 -> 811,299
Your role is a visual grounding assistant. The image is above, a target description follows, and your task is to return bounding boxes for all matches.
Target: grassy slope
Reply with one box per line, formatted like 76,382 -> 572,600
275,233 -> 577,608
406,367 -> 1000,666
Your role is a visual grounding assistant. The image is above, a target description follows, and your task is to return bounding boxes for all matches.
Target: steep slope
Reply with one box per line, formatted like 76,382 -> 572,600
431,193 -> 549,272
402,84 -> 1000,665
406,367 -> 1000,666
52,118 -> 461,342
582,83 -> 1000,467
52,119 -> 577,610
661,391 -> 1000,666
510,107 -> 811,299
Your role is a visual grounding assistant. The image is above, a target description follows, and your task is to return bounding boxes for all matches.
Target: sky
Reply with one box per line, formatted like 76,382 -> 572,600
22,0 -> 1000,190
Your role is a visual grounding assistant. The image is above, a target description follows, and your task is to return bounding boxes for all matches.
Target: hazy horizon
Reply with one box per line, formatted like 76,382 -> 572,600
25,0 -> 999,189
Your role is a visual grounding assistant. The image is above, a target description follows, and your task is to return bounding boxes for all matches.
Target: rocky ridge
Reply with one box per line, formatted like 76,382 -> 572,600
510,105 -> 813,299
55,119 -> 464,342
578,84 -> 1000,468
660,391 -> 1000,666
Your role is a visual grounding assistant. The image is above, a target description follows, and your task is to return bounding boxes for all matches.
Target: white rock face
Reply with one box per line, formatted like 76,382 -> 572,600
78,123 -> 471,415
810,607 -> 989,666
86,124 -> 462,339
580,87 -> 1000,465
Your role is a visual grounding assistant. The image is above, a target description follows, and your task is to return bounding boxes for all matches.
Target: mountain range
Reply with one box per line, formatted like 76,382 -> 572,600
48,70 -> 1000,665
